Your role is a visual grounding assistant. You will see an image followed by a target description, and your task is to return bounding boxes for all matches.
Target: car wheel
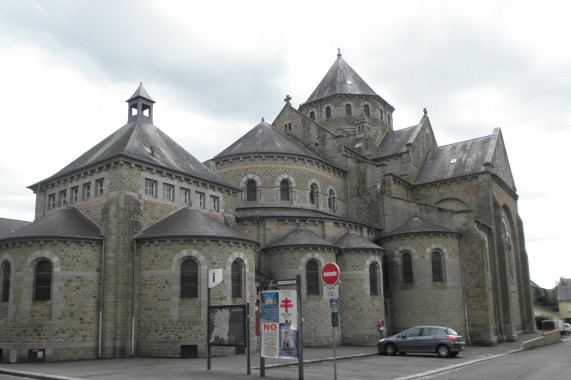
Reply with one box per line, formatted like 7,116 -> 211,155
436,344 -> 451,358
385,343 -> 397,356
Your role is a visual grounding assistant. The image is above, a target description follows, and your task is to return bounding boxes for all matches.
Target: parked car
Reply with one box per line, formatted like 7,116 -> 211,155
564,323 -> 571,336
378,326 -> 465,358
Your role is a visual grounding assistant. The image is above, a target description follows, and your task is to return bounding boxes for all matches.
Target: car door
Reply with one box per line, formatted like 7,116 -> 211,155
399,327 -> 422,351
417,327 -> 440,352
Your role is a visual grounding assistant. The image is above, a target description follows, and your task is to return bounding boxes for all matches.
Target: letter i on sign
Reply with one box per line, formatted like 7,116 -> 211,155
208,269 -> 223,288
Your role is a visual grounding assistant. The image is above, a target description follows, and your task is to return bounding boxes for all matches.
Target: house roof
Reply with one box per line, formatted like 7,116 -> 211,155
381,217 -> 460,239
236,207 -> 346,221
304,51 -> 378,105
558,281 -> 571,301
136,207 -> 257,244
334,231 -> 385,251
214,121 -> 340,169
378,125 -> 418,157
266,226 -> 337,250
1,208 -> 103,241
0,217 -> 31,239
30,86 -> 236,191
413,135 -> 493,185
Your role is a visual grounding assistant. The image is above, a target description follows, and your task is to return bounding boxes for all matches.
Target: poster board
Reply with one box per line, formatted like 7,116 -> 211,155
207,304 -> 247,347
260,289 -> 298,359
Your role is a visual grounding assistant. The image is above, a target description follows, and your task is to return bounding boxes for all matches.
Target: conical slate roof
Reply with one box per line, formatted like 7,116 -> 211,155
266,226 -> 337,249
381,217 -> 460,239
127,82 -> 155,103
136,207 -> 257,244
30,119 -> 237,190
335,230 -> 385,251
0,218 -> 30,238
304,51 -> 378,105
1,208 -> 103,241
214,121 -> 339,169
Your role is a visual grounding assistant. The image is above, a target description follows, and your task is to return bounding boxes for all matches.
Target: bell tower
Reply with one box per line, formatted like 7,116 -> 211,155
127,82 -> 155,123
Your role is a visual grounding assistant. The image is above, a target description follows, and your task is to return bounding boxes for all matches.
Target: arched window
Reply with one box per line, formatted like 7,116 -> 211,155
364,104 -> 370,117
327,189 -> 336,210
431,251 -> 443,282
1,262 -> 10,302
232,260 -> 243,298
306,260 -> 320,295
246,180 -> 257,201
280,180 -> 290,201
181,259 -> 198,298
34,260 -> 52,301
402,253 -> 413,284
369,262 -> 380,296
309,183 -> 318,205
325,106 -> 331,119
345,104 -> 352,116
310,111 -> 315,120
380,108 -> 384,121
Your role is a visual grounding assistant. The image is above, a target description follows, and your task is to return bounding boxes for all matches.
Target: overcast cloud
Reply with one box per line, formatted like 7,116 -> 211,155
0,0 -> 569,288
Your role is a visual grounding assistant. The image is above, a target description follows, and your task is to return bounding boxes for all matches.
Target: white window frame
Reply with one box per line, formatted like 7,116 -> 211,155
145,179 -> 156,197
210,195 -> 219,211
163,183 -> 174,201
196,192 -> 205,208
180,188 -> 190,204
96,179 -> 104,197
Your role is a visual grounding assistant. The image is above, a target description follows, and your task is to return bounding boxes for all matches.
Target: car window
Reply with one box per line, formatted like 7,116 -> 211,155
422,327 -> 439,336
405,328 -> 421,337
445,328 -> 458,335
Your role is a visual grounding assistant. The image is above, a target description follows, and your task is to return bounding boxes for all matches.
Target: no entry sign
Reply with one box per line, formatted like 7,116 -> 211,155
321,262 -> 340,285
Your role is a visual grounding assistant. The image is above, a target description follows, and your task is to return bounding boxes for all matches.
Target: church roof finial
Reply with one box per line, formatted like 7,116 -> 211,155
337,47 -> 342,58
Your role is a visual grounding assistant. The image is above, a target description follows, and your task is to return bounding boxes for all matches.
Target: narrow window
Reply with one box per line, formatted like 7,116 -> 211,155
364,104 -> 370,117
326,106 -> 331,119
163,183 -> 174,201
180,188 -> 190,204
71,187 -> 79,203
196,192 -> 205,208
309,183 -> 318,205
232,260 -> 243,298
246,180 -> 257,201
210,195 -> 219,211
345,104 -> 352,116
1,262 -> 10,302
382,255 -> 389,294
402,253 -> 413,284
306,261 -> 320,295
432,251 -> 443,282
60,190 -> 67,207
144,179 -> 156,197
280,180 -> 290,201
34,260 -> 52,301
96,179 -> 104,197
83,182 -> 91,200
369,262 -> 380,296
48,194 -> 56,210
180,259 -> 198,298
328,189 -> 336,210
310,111 -> 315,120
380,107 -> 384,121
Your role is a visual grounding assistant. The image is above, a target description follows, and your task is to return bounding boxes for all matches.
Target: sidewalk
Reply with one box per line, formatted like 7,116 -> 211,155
0,331 -> 549,380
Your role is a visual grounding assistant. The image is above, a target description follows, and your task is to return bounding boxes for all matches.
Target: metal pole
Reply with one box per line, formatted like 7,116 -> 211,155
297,274 -> 304,380
207,285 -> 211,370
246,303 -> 251,375
333,308 -> 337,380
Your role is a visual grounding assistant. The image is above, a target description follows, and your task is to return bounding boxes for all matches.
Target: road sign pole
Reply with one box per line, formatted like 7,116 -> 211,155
332,307 -> 337,380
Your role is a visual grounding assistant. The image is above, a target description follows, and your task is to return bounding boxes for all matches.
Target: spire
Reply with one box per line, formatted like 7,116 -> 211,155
337,48 -> 342,57
127,82 -> 155,123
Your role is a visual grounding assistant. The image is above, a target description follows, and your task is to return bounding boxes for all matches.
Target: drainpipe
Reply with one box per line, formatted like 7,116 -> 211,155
131,240 -> 137,356
458,240 -> 471,345
98,238 -> 107,359
487,228 -> 501,339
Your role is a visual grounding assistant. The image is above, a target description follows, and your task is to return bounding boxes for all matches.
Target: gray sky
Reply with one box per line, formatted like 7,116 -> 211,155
1,0 -> 569,288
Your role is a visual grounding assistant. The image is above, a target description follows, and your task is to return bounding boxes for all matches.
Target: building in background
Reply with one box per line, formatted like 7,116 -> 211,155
0,52 -> 534,362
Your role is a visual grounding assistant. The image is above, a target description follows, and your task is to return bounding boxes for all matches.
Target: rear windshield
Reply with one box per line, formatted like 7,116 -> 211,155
445,328 -> 458,335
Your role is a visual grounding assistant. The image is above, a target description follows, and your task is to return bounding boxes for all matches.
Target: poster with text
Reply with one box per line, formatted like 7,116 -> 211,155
260,290 -> 298,359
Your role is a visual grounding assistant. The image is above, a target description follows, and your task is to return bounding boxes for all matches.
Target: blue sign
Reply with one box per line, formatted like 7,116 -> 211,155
329,298 -> 338,308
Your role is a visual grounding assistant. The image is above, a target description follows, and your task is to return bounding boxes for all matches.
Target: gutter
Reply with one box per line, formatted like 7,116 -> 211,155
459,241 -> 471,345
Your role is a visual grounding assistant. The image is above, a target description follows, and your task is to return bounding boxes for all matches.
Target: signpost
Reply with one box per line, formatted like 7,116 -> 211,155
321,263 -> 340,380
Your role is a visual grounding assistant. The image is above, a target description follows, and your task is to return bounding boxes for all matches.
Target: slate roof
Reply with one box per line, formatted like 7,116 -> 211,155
127,82 -> 155,103
378,125 -> 418,158
413,135 -> 493,185
304,51 -> 378,105
1,208 -> 103,241
236,207 -> 346,221
335,231 -> 385,251
30,118 -> 236,191
214,121 -> 341,170
381,217 -> 460,239
0,218 -> 31,238
136,207 -> 257,244
266,226 -> 337,249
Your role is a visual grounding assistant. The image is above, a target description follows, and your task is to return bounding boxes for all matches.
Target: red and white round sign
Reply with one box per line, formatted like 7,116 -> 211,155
321,262 -> 340,285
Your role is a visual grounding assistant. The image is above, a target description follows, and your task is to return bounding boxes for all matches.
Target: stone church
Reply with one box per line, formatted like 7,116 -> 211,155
0,51 -> 534,362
